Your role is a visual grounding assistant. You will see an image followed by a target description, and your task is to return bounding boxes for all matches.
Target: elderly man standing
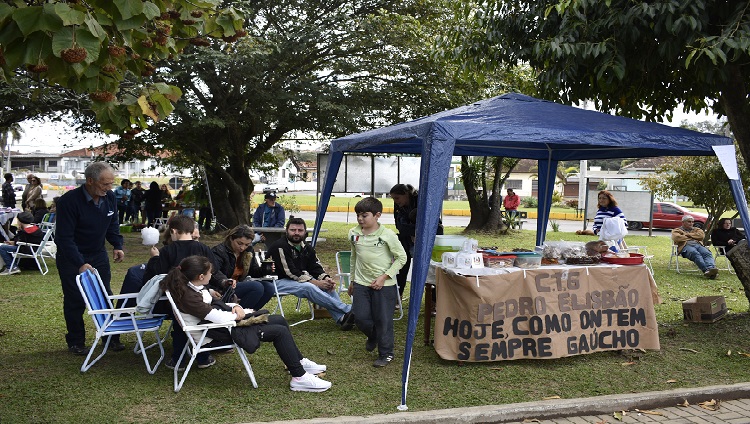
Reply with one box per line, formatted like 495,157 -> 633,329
269,217 -> 355,329
56,162 -> 125,355
672,215 -> 718,279
20,173 -> 34,209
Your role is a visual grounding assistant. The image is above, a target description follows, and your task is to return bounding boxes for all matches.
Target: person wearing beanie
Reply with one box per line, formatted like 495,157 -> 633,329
0,211 -> 44,275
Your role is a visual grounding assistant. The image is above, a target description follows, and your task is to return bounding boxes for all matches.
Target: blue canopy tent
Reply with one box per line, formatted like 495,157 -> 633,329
310,93 -> 748,410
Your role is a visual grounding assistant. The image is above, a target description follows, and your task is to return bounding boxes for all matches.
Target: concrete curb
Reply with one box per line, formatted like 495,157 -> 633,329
247,383 -> 750,424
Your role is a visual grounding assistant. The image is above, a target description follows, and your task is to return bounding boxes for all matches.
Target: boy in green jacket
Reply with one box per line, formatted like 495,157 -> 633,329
348,197 -> 407,367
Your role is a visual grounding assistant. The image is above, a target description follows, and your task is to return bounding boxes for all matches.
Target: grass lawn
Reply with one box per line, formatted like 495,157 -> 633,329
2,223 -> 750,423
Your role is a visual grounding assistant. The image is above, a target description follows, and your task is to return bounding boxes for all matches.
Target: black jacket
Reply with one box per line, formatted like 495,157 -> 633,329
143,240 -> 229,293
211,242 -> 267,281
268,237 -> 329,282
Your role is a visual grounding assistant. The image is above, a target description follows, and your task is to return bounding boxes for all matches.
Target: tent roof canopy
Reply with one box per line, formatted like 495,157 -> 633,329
331,93 -> 730,160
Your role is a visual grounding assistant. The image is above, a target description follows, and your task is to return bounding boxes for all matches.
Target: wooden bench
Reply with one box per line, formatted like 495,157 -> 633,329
500,210 -> 528,229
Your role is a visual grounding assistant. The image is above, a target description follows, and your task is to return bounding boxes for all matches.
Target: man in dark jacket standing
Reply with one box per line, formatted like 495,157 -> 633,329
56,162 -> 124,355
268,217 -> 354,329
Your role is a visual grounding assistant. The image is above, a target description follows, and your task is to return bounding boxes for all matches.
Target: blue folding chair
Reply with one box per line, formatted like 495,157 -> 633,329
76,269 -> 166,374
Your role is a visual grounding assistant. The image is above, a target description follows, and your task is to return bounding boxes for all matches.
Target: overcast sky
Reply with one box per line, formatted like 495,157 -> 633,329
14,106 -> 723,155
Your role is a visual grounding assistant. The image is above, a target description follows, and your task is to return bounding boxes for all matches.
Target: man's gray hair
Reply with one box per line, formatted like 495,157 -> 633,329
84,162 -> 114,181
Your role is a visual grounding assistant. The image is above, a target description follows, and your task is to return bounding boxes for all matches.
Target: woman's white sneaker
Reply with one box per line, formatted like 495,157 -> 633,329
300,357 -> 326,375
290,372 -> 332,392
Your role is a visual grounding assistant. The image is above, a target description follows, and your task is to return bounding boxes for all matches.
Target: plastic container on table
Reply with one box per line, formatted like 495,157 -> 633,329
483,254 -> 516,268
515,254 -> 543,269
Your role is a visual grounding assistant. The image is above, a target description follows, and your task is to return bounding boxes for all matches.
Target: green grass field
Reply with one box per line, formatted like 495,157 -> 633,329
1,223 -> 749,423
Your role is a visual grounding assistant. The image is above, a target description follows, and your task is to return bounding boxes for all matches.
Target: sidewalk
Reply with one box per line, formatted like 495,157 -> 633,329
250,383 -> 750,424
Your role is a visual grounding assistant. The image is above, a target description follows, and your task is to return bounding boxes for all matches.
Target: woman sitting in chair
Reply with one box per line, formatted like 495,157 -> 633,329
211,225 -> 275,311
711,218 -> 746,253
162,255 -> 331,392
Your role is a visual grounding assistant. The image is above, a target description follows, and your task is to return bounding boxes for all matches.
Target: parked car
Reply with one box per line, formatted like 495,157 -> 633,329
263,185 -> 288,194
627,202 -> 708,230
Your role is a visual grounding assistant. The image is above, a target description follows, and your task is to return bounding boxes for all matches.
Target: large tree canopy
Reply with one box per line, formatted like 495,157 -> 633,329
0,0 -> 244,135
113,0 -> 501,228
443,0 -> 750,165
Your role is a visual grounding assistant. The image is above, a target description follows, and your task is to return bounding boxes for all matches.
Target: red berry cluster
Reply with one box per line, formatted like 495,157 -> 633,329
61,46 -> 87,63
108,45 -> 126,57
27,63 -> 48,73
89,91 -> 115,102
189,38 -> 211,46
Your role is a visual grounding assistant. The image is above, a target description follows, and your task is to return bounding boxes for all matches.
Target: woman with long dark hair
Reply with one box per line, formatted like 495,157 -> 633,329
211,225 -> 275,310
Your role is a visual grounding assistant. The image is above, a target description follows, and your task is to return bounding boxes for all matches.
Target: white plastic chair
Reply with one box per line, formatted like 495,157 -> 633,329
713,245 -> 735,274
165,290 -> 257,392
623,245 -> 654,275
269,275 -> 315,327
668,244 -> 700,273
76,269 -> 166,374
9,226 -> 56,275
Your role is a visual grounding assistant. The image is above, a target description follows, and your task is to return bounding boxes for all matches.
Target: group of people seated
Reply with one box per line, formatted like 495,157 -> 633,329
112,214 -> 361,392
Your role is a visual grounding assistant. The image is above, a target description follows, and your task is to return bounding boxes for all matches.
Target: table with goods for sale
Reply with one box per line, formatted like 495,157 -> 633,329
431,257 -> 661,362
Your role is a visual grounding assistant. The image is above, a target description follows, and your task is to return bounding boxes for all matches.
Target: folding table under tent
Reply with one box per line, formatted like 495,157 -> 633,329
310,93 -> 748,410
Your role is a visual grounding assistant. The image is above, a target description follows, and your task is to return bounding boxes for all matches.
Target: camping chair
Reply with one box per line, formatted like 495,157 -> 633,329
9,226 -> 56,275
76,269 -> 166,374
269,275 -> 315,327
335,250 -> 403,320
668,244 -> 700,273
622,245 -> 654,275
713,245 -> 735,274
40,212 -> 56,230
335,251 -> 351,295
165,290 -> 257,392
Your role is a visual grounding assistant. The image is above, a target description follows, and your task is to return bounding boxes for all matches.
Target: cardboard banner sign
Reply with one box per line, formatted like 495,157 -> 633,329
434,265 -> 661,361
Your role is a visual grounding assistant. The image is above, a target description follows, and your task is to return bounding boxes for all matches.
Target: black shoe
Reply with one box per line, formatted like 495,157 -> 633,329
365,338 -> 377,352
339,311 -> 356,331
68,345 -> 88,356
109,342 -> 126,352
373,355 -> 394,367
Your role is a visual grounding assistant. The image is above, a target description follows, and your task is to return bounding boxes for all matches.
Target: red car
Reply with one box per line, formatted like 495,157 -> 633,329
627,202 -> 708,230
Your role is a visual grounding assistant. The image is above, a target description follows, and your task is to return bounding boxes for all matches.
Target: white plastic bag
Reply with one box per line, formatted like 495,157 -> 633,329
599,217 -> 628,241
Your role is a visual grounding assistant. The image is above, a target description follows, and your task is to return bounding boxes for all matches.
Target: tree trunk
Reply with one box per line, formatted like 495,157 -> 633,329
720,64 -> 750,167
462,156 -> 506,232
205,165 -> 251,230
726,239 -> 750,307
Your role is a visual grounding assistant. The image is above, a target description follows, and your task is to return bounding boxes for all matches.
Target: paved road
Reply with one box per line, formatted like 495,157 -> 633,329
295,210 -> 673,237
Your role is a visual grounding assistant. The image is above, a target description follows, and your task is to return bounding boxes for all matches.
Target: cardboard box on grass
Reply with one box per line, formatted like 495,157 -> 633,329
682,296 -> 727,323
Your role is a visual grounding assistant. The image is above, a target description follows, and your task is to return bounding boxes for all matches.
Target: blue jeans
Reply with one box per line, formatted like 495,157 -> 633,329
235,279 -> 275,310
681,243 -> 716,272
274,278 -> 351,323
0,243 -> 16,269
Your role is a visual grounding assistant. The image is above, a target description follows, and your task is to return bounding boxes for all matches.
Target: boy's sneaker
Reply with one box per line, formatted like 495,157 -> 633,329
197,355 -> 217,369
0,267 -> 20,275
290,372 -> 332,392
165,358 -> 186,371
365,338 -> 377,352
373,355 -> 394,368
300,357 -> 326,375
705,268 -> 719,279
